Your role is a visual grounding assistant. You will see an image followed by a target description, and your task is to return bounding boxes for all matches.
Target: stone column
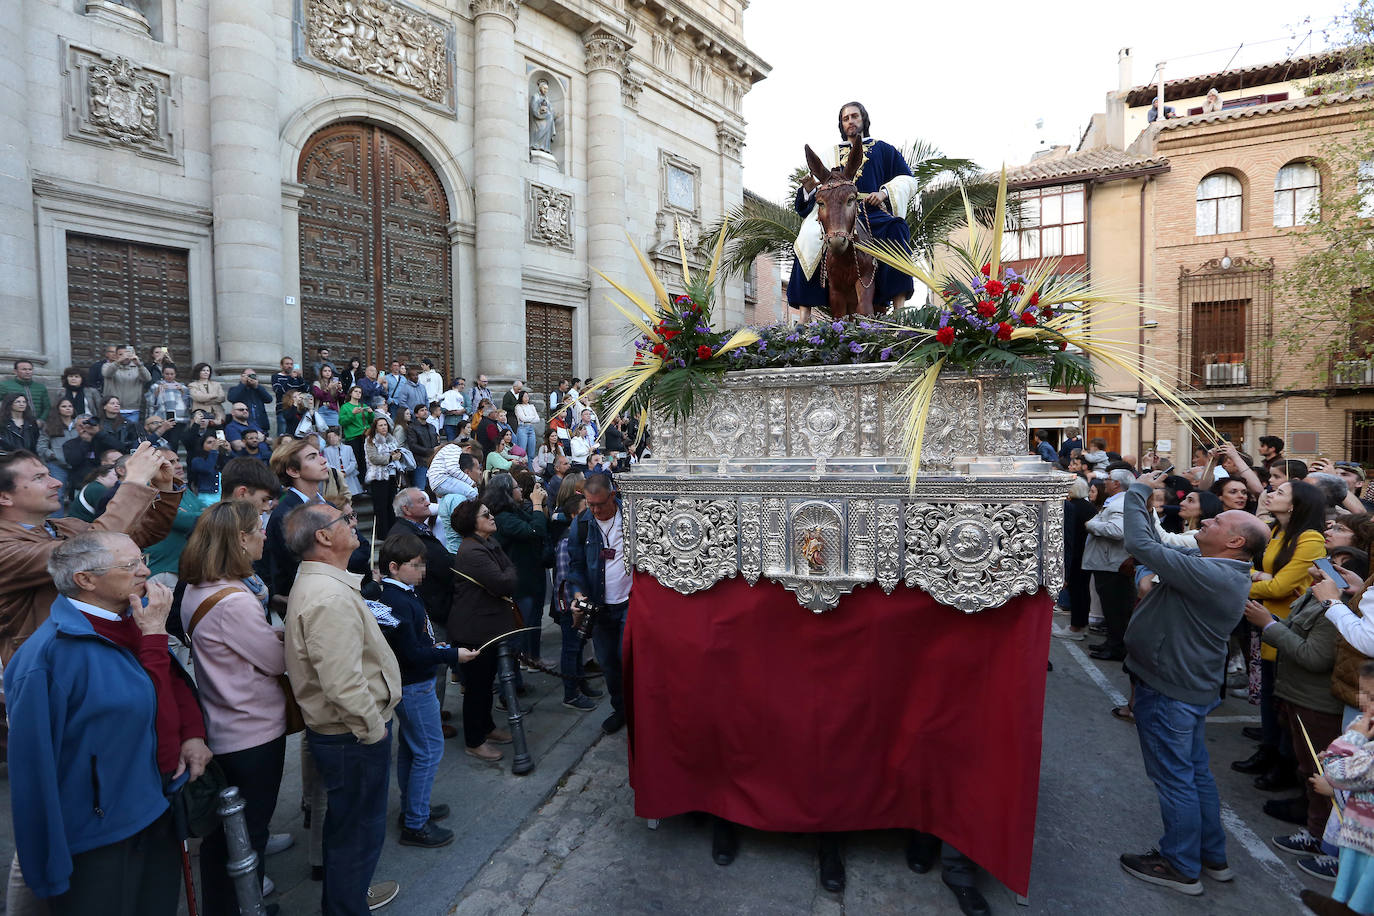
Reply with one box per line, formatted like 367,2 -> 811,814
208,0 -> 283,370
716,122 -> 747,330
471,0 -> 525,380
583,25 -> 632,379
0,5 -> 42,365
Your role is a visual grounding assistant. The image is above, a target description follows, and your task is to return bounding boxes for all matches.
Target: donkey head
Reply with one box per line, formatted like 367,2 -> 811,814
804,138 -> 864,254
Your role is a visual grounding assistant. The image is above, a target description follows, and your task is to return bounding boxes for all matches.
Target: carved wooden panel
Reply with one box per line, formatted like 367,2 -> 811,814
524,301 -> 574,402
298,122 -> 452,375
65,233 -> 191,368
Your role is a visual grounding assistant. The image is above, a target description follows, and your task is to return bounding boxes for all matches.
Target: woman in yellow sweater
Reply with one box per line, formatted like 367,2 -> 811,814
1231,480 -> 1328,786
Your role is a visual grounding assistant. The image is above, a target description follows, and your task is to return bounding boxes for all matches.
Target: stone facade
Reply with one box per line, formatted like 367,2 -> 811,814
5,0 -> 768,397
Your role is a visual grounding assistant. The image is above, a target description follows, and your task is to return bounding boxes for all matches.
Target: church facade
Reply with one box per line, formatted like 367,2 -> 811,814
2,0 -> 767,395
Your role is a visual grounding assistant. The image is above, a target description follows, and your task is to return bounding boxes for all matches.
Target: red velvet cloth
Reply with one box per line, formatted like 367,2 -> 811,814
624,573 -> 1051,896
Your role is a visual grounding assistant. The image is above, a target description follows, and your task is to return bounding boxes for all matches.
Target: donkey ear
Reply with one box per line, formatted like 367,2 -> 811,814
841,137 -> 862,181
803,145 -> 830,185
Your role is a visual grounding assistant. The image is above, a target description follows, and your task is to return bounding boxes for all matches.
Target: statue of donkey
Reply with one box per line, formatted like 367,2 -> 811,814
802,137 -> 877,319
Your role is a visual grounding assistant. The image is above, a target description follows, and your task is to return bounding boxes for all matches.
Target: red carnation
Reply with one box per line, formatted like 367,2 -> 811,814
662,329 -> 679,341
1028,291 -> 1040,307
697,344 -> 714,360
1059,341 -> 1068,350
1020,311 -> 1038,326
980,263 -> 991,276
633,353 -> 644,365
1040,308 -> 1055,321
976,301 -> 997,318
984,279 -> 1005,297
1009,281 -> 1024,294
651,343 -> 668,358
936,326 -> 956,345
996,322 -> 1014,341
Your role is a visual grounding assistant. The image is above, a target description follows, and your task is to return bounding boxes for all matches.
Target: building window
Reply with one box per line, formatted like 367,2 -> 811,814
1001,184 -> 1085,262
1191,299 -> 1250,386
1274,161 -> 1321,228
1359,159 -> 1374,219
1196,173 -> 1242,235
1349,411 -> 1374,467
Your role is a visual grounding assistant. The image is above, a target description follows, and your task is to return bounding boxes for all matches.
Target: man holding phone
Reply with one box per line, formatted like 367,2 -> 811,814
146,364 -> 190,455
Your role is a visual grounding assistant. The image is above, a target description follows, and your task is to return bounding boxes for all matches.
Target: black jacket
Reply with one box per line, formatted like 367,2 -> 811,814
378,581 -> 458,685
392,518 -> 454,628
1,419 -> 40,453
260,490 -> 308,598
449,535 -> 518,648
492,506 -> 548,601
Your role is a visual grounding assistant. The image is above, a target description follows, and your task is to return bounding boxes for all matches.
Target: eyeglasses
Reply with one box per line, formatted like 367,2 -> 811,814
323,511 -> 358,529
90,553 -> 151,572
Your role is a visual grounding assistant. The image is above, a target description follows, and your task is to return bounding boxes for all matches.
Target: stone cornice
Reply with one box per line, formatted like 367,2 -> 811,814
470,0 -> 520,23
583,22 -> 632,76
32,173 -> 212,227
638,0 -> 768,83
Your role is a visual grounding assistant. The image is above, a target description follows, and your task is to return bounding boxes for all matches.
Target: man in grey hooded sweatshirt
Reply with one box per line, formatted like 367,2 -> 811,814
1117,471 -> 1271,897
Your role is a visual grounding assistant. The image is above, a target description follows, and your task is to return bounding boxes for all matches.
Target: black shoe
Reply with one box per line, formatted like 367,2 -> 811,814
602,712 -> 625,734
1119,849 -> 1203,896
1263,796 -> 1309,825
906,832 -> 940,874
1242,725 -> 1264,741
1231,746 -> 1277,774
1255,768 -> 1302,791
395,803 -> 451,829
1087,645 -> 1125,661
712,819 -> 739,866
818,837 -> 845,893
494,694 -> 530,714
943,883 -> 991,916
399,821 -> 455,848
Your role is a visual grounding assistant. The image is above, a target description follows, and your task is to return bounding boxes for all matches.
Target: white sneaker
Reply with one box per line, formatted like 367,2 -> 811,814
1052,627 -> 1086,641
262,876 -> 275,896
264,832 -> 294,856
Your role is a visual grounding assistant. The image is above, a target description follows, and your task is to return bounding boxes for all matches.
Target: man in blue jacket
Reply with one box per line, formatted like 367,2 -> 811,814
565,473 -> 630,735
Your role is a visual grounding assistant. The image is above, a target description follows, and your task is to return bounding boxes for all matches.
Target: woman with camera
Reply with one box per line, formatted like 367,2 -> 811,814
188,363 -> 227,424
448,499 -> 518,763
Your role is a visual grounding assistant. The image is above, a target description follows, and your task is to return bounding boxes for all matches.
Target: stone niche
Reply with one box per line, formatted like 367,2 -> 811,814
61,41 -> 176,161
525,65 -> 568,171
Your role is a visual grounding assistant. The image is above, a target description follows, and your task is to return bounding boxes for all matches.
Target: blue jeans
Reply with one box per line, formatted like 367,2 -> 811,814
412,465 -> 428,493
1132,682 -> 1225,879
591,601 -> 628,714
559,610 -> 586,702
514,426 -> 537,460
307,724 -> 392,916
318,407 -> 339,428
395,681 -> 445,830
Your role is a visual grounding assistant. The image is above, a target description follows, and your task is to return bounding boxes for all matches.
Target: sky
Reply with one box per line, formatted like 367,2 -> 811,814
739,0 -> 1351,201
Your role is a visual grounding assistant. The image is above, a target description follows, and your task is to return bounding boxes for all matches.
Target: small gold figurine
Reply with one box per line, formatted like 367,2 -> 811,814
799,526 -> 825,572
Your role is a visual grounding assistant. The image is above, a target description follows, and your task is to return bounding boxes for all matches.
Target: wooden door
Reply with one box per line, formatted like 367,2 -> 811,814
1086,414 -> 1121,454
524,302 -> 575,404
66,233 -> 191,368
298,122 -> 452,375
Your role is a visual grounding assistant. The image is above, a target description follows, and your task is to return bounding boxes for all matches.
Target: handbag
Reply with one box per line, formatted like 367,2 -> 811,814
168,758 -> 228,839
187,586 -> 305,736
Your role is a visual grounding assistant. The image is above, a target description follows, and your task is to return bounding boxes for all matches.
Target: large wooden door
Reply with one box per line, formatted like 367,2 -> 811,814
1086,413 -> 1122,454
524,301 -> 575,404
298,123 -> 452,375
66,233 -> 191,368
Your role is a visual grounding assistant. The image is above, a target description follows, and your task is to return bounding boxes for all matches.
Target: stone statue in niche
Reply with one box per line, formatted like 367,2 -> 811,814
529,78 -> 557,153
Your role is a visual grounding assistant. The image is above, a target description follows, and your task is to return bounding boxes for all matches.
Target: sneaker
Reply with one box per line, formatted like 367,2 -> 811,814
1273,827 -> 1323,856
1201,860 -> 1233,881
602,711 -> 625,734
563,694 -> 597,711
399,822 -> 455,848
1052,627 -> 1086,641
1053,604 -> 1069,616
367,880 -> 400,910
264,833 -> 294,856
1298,855 -> 1340,881
1119,849 -> 1202,896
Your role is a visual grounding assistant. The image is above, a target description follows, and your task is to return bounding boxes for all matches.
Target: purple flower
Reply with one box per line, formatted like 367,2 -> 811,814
880,347 -> 893,360
785,333 -> 799,343
675,358 -> 686,367
831,321 -> 845,332
695,324 -> 710,334
1004,266 -> 1021,281
848,341 -> 863,354
938,313 -> 950,329
807,335 -> 823,345
757,340 -> 767,351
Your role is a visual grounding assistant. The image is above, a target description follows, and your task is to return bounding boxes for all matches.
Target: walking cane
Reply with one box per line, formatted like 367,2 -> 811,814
181,841 -> 199,916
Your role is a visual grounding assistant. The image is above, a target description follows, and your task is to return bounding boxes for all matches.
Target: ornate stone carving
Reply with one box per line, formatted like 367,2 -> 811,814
300,0 -> 453,109
527,182 -> 573,251
717,123 -> 745,162
470,0 -> 520,21
903,503 -> 1042,613
62,43 -> 174,160
622,66 -> 645,110
631,498 -> 738,594
583,27 -> 630,75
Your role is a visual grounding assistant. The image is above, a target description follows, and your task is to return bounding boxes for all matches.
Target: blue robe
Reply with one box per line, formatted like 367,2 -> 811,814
786,138 -> 915,310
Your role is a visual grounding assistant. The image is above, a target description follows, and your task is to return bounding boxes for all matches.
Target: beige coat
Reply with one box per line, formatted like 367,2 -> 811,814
284,561 -> 399,743
188,379 -> 227,422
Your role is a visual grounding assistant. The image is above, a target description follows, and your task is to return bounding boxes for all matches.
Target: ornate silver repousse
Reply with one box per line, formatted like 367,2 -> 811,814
903,502 -> 1042,613
738,498 -> 762,585
874,501 -> 901,593
1041,497 -> 1065,595
632,497 -> 738,594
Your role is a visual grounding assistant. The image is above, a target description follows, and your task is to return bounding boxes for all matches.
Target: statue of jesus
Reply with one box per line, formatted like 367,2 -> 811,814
529,79 -> 556,153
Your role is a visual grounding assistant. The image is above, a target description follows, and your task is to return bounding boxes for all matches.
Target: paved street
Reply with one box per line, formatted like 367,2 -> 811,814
0,614 -> 1332,914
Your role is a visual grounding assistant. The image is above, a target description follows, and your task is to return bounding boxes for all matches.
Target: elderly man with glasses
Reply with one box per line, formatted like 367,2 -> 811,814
5,531 -> 209,915
283,502 -> 401,915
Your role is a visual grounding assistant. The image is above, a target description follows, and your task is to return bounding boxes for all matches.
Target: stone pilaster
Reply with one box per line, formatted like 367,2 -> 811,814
471,0 -> 525,379
208,0 -> 284,370
583,24 -> 631,379
0,5 -> 42,364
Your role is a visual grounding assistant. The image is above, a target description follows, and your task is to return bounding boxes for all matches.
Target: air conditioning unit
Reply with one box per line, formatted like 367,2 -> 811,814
1334,359 -> 1374,385
1204,362 -> 1248,386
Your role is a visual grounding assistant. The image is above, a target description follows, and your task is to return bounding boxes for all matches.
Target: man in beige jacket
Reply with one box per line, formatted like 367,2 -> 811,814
284,502 -> 400,916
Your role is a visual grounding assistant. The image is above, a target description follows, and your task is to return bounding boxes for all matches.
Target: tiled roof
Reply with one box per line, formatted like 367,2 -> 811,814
1155,87 -> 1372,130
1005,148 -> 1170,187
1123,49 -> 1350,106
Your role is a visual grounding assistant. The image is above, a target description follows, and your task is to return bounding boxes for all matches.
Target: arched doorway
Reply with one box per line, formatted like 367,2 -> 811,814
298,122 -> 453,377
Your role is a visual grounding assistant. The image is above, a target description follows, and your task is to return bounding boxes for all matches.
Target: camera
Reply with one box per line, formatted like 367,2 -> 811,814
571,596 -> 603,642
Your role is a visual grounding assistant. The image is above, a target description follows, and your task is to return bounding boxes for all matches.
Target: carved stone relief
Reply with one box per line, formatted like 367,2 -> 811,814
299,0 -> 453,110
716,123 -> 744,162
62,43 -> 175,161
583,27 -> 629,76
622,66 -> 645,110
527,182 -> 573,251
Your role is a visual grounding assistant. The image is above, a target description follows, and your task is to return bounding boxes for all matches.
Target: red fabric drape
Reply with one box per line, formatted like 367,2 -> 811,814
624,573 -> 1051,896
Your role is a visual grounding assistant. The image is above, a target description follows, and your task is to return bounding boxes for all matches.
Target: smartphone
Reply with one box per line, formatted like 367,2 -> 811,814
164,410 -> 175,421
1314,557 -> 1343,584
215,430 -> 226,441
1157,463 -> 1174,475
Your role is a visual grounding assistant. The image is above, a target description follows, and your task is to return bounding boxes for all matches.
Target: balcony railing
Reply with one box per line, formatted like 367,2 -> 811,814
1202,361 -> 1249,387
1331,355 -> 1374,389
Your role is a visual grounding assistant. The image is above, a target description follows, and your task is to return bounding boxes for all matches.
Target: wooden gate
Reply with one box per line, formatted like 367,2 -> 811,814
524,301 -> 575,404
65,233 -> 192,369
298,122 -> 452,376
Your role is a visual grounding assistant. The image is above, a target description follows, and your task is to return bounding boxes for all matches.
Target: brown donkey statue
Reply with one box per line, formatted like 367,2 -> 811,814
803,137 -> 877,319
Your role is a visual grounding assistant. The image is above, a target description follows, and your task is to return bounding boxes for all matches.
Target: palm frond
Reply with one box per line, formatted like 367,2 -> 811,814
700,196 -> 802,280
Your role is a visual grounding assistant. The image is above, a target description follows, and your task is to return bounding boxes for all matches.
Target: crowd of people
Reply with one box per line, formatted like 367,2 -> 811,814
0,347 -> 647,916
1046,427 -> 1374,913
